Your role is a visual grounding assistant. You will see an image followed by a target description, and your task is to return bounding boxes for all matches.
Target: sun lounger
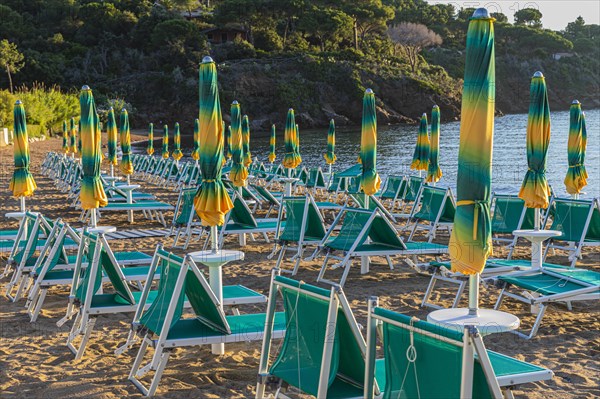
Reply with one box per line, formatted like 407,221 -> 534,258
365,300 -> 554,398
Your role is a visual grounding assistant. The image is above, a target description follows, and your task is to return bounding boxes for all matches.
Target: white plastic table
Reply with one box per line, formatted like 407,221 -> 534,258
5,211 -> 37,220
189,249 -> 245,354
279,177 -> 299,196
427,308 -> 520,335
118,184 -> 140,223
513,229 -> 562,270
88,226 -> 117,235
104,176 -> 122,187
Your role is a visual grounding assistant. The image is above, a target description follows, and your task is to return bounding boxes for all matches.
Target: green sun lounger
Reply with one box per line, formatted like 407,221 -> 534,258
317,207 -> 448,287
128,250 -> 284,397
257,273 -> 385,399
365,301 -> 554,398
490,193 -> 535,257
404,185 -> 455,242
269,194 -> 327,275
493,266 -> 600,339
170,188 -> 204,250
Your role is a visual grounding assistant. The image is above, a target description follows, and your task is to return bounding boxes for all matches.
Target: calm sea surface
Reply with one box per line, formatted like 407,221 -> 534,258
137,109 -> 599,198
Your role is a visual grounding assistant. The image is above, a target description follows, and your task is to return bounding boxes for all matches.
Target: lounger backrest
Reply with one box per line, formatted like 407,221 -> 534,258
34,222 -> 69,274
403,176 -> 423,202
252,184 -> 278,206
491,195 -> 534,234
174,188 -> 197,226
549,199 -> 593,242
329,209 -> 373,251
184,261 -> 230,334
229,196 -> 258,228
413,186 -> 446,222
280,196 -> 326,242
75,233 -> 102,302
373,307 -> 495,399
586,200 -> 600,241
337,163 -> 362,177
368,214 -> 407,249
348,176 -> 361,193
99,245 -> 135,305
138,249 -> 187,335
382,175 -> 404,198
271,276 -> 366,397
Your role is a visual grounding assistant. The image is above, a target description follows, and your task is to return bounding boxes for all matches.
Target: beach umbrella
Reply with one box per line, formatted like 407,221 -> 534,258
193,56 -> 234,228
69,117 -> 77,154
268,124 -> 276,163
518,71 -> 551,211
230,101 -> 248,187
295,123 -> 301,163
173,122 -> 183,161
119,109 -> 133,176
225,124 -> 232,160
191,118 -> 200,161
147,123 -> 154,155
9,100 -> 37,210
161,125 -> 169,159
77,120 -> 82,154
242,114 -> 252,167
323,119 -> 336,165
282,108 -> 301,169
106,107 -> 118,166
411,113 -> 430,172
359,88 -> 382,196
426,105 -> 442,183
79,86 -> 107,214
62,120 -> 69,153
564,100 -> 588,196
449,8 -> 495,276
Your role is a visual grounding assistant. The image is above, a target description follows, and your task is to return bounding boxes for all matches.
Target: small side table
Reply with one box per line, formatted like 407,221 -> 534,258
279,177 -> 299,196
427,308 -> 520,335
512,229 -> 562,270
118,184 -> 140,223
188,250 -> 245,355
88,226 -> 117,235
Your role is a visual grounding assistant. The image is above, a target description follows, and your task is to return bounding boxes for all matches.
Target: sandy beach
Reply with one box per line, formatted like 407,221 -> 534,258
0,136 -> 598,399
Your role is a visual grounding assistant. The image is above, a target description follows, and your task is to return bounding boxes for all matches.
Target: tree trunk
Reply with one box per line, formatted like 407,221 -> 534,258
6,65 -> 13,94
353,19 -> 358,51
283,17 -> 289,47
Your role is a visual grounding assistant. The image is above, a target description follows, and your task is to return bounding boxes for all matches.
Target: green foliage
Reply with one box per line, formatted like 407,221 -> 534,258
0,84 -> 78,136
253,27 -> 283,52
514,8 -> 543,28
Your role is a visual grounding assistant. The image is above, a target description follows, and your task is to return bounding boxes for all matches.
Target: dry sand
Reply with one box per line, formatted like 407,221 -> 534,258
0,136 -> 598,398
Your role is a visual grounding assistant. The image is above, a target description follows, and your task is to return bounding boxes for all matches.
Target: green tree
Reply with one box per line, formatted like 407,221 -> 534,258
341,0 -> 395,50
514,8 -> 542,28
0,40 -> 24,93
491,12 -> 508,23
299,6 -> 353,51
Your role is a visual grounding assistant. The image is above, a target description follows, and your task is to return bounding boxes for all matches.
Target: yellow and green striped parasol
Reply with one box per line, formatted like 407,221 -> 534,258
9,100 -> 37,198
242,114 -> 252,167
268,124 -> 276,163
77,120 -> 82,153
449,9 -> 495,275
173,122 -> 183,161
230,101 -> 248,187
191,118 -> 200,161
106,107 -> 118,165
161,125 -> 169,159
79,86 -> 107,210
426,105 -> 442,183
62,120 -> 69,153
564,100 -> 588,195
519,72 -> 551,208
193,56 -> 234,226
323,119 -> 336,164
295,123 -> 301,163
282,108 -> 301,169
119,109 -> 133,175
225,124 -> 232,160
147,123 -> 154,155
69,117 -> 77,154
411,113 -> 430,171
359,89 -> 382,195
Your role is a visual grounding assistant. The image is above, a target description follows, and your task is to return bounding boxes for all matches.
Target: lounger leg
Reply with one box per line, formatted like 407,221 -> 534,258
422,274 -> 439,308
29,288 -> 47,322
526,304 -> 547,339
74,317 -> 97,360
292,248 -> 303,276
316,252 -> 331,283
503,388 -> 516,399
339,260 -> 353,287
493,288 -> 506,310
146,350 -> 172,397
385,255 -> 394,270
239,233 -> 246,246
452,280 -> 467,308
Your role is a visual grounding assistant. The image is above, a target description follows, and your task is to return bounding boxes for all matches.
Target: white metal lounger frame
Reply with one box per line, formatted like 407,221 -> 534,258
542,198 -> 599,267
256,269 -> 368,399
269,194 -> 326,275
404,185 -> 455,242
492,268 -> 600,339
170,188 -> 205,250
128,253 -> 284,397
316,207 -> 448,287
364,297 -> 554,399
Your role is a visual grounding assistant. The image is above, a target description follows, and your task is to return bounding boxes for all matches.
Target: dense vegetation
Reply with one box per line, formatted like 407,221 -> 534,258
0,0 -> 598,134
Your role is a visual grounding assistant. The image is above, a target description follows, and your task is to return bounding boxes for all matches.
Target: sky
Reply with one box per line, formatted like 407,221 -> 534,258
429,0 -> 600,31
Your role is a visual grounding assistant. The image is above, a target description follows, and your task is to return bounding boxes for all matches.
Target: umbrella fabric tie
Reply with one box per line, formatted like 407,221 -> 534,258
202,179 -> 215,183
456,200 -> 489,241
568,163 -> 583,168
